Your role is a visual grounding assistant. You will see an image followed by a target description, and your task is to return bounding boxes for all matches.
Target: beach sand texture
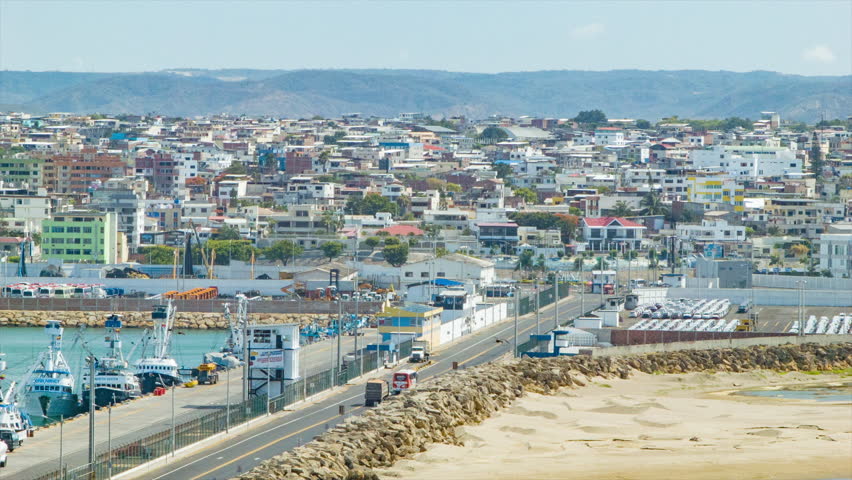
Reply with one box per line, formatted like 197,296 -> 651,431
379,371 -> 852,480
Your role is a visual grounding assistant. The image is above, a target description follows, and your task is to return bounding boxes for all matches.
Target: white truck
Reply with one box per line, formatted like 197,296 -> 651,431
409,340 -> 431,363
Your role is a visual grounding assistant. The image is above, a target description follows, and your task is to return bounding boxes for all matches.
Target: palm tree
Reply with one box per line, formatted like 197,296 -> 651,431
611,201 -> 634,217
640,192 -> 669,216
321,210 -> 342,234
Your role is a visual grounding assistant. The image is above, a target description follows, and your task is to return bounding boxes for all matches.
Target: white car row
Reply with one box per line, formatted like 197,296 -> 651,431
630,318 -> 740,332
629,298 -> 731,322
788,314 -> 852,335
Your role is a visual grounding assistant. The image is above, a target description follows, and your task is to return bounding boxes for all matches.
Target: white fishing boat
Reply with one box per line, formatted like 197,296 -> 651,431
0,353 -> 32,451
203,295 -> 246,369
135,301 -> 181,393
20,321 -> 80,426
82,314 -> 142,407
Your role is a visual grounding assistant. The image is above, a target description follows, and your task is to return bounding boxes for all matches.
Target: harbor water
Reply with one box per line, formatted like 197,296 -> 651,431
0,326 -> 230,389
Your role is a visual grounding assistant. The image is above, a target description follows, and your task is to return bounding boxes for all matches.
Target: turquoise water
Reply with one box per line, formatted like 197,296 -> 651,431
0,326 -> 230,390
736,383 -> 852,403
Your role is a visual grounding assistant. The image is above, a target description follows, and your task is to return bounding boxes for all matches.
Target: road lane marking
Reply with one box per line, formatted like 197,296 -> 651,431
188,409 -> 363,480
151,391 -> 363,480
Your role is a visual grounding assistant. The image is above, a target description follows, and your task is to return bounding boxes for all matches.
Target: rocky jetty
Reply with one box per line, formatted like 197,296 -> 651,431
234,342 -> 852,480
0,310 -> 360,330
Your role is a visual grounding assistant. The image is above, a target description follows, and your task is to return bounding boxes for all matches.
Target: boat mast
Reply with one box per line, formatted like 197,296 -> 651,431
155,300 -> 176,360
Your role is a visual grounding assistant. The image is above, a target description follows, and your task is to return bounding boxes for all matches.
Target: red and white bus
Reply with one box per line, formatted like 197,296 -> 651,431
392,369 -> 418,394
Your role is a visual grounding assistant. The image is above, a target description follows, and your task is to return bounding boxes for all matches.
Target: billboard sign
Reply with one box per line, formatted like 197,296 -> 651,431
249,349 -> 285,368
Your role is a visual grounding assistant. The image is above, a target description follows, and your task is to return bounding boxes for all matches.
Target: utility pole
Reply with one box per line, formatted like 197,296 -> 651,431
534,279 -> 540,335
87,357 -> 95,469
337,299 -> 343,375
226,367 -> 231,432
171,385 -> 176,456
553,273 -> 559,330
58,416 -> 64,474
513,287 -> 519,358
108,405 -> 113,480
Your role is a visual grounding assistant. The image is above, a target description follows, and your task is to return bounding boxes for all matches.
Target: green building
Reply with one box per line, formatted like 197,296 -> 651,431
0,156 -> 46,188
41,211 -> 118,263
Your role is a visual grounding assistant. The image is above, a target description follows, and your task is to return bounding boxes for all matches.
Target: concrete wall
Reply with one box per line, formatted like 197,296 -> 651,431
633,286 -> 852,307
593,334 -> 852,357
4,275 -> 293,296
0,296 -> 383,314
609,329 -> 793,346
753,274 -> 852,291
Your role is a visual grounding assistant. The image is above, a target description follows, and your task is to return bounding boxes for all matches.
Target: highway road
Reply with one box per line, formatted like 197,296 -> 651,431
133,294 -> 597,480
4,332 -> 372,480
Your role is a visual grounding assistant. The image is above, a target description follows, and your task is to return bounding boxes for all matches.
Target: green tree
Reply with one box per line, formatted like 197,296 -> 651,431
611,201 -> 634,217
140,245 -> 177,265
574,109 -> 607,126
345,193 -> 399,217
513,187 -> 538,204
383,243 -> 410,267
516,250 -> 535,271
224,162 -> 247,175
435,246 -> 449,257
478,127 -> 509,143
493,162 -> 513,180
635,119 -> 652,129
206,240 -> 258,264
321,210 -> 343,234
383,237 -> 401,246
262,240 -> 303,265
640,192 -> 669,216
810,133 -> 824,180
217,225 -> 242,240
745,227 -> 755,238
363,237 -> 381,251
320,241 -> 345,261
767,226 -> 781,236
323,130 -> 347,145
445,183 -> 462,194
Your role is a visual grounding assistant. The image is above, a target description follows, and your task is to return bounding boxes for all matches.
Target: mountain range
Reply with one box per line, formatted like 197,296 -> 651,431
1,69 -> 849,122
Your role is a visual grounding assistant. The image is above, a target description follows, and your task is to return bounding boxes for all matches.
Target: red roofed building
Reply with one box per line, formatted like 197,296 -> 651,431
378,225 -> 425,237
581,217 -> 645,251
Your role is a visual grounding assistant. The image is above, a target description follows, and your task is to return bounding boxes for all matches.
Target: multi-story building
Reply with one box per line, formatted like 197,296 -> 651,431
689,145 -> 801,179
764,198 -> 839,237
41,211 -> 118,263
686,176 -> 745,212
594,127 -> 626,146
581,216 -> 645,251
675,216 -> 746,243
410,190 -> 440,218
135,151 -> 180,197
90,177 -> 147,249
52,150 -> 127,194
423,209 -> 475,231
0,156 -> 46,188
816,232 -> 852,278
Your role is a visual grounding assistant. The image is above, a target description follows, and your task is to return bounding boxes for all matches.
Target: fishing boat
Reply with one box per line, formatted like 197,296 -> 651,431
81,314 -> 142,407
20,321 -> 80,426
0,353 -> 33,451
134,301 -> 181,394
203,295 -> 246,369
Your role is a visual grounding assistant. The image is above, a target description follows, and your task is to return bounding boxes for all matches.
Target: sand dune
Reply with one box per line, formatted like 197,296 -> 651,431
378,371 -> 852,480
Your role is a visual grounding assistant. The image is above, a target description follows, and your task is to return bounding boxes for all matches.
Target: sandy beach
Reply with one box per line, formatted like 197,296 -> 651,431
378,370 -> 852,480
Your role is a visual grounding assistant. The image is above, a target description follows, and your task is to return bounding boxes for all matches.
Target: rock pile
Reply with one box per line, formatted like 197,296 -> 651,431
235,342 -> 852,480
0,310 -> 358,330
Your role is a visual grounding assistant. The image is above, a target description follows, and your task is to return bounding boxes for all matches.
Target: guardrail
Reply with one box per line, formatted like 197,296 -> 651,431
26,340 -> 412,480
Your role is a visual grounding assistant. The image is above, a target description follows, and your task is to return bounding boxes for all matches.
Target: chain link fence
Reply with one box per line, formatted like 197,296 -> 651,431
28,340 -> 411,480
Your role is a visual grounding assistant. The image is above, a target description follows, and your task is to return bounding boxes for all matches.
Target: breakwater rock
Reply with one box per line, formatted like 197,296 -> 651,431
0,309 -> 359,330
235,342 -> 852,480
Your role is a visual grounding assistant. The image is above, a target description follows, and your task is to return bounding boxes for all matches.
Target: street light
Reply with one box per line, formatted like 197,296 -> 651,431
513,285 -> 519,358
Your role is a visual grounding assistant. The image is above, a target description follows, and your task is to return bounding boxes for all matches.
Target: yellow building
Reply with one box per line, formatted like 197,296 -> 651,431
686,176 -> 744,212
376,303 -> 443,347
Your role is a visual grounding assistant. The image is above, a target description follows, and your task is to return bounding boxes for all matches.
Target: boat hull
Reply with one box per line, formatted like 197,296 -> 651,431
82,387 -> 141,408
136,372 -> 181,394
23,393 -> 79,426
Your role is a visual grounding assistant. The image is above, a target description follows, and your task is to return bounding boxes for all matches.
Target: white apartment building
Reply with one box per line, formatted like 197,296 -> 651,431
676,217 -> 746,243
816,233 -> 852,278
689,145 -> 801,179
594,127 -> 626,147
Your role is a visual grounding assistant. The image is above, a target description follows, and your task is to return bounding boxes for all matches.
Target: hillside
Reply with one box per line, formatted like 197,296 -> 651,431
1,69 -> 849,121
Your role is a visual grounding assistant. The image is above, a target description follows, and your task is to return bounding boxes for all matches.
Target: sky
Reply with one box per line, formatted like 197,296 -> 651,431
1,0 -> 850,76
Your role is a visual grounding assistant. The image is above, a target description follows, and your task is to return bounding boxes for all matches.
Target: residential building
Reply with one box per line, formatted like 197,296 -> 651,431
675,215 -> 746,243
41,211 -> 118,264
581,217 -> 645,251
685,176 -> 745,212
594,127 -> 626,147
815,233 -> 852,278
376,303 -> 443,345
52,150 -> 127,194
689,145 -> 801,179
0,156 -> 46,188
90,177 -> 147,249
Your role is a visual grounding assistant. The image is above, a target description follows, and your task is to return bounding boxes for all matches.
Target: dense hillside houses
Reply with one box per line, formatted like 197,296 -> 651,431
0,108 -> 850,289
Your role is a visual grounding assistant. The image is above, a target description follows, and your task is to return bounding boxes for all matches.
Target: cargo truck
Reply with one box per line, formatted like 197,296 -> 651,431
196,363 -> 220,385
364,379 -> 389,407
409,341 -> 431,363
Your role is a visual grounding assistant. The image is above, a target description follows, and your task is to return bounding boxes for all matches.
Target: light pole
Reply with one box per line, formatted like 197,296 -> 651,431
87,357 -> 95,469
108,405 -> 113,480
553,273 -> 559,330
513,286 -> 519,358
534,279 -> 540,336
226,367 -> 231,433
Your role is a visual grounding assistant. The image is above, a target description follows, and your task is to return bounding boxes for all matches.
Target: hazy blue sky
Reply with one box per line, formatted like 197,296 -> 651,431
1,0 -> 849,75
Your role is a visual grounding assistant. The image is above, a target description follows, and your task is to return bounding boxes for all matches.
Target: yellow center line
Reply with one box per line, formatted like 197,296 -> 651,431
189,409 -> 361,480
